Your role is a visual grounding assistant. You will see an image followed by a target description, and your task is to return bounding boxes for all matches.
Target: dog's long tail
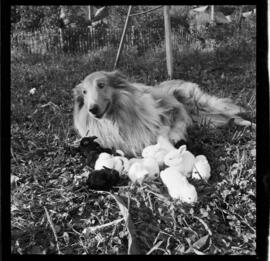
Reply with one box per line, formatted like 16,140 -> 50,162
159,80 -> 255,128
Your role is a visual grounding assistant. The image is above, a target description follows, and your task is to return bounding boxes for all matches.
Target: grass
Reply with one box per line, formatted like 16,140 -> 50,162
11,36 -> 256,255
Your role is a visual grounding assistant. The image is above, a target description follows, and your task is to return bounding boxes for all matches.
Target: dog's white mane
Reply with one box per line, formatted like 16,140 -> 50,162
77,83 -> 171,156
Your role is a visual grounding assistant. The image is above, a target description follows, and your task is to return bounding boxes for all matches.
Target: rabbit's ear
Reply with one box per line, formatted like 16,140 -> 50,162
156,143 -> 161,149
178,145 -> 187,154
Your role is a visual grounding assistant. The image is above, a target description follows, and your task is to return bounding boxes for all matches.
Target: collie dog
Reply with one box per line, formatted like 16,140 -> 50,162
73,71 -> 254,157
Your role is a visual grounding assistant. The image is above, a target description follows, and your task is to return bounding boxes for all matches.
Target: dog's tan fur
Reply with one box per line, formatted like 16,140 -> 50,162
73,71 -> 253,157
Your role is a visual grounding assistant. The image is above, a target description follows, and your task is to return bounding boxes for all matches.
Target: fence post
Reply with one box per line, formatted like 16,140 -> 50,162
164,5 -> 173,80
93,28 -> 95,49
59,28 -> 64,50
114,5 -> 132,70
89,6 -> 94,21
28,32 -> 31,54
131,25 -> 135,46
210,5 -> 214,24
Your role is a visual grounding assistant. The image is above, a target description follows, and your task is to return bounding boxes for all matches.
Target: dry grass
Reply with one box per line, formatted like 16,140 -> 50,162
11,38 -> 256,255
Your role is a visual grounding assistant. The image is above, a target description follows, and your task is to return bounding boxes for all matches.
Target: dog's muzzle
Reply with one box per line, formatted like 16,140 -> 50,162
89,104 -> 99,116
89,102 -> 111,119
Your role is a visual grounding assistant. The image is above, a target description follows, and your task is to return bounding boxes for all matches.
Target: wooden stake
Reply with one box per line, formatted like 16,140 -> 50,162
210,5 -> 214,23
89,5 -> 94,21
114,6 -> 132,70
164,6 -> 173,79
59,28 -> 63,49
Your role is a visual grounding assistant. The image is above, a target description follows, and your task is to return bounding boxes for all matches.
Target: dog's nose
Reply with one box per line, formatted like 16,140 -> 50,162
89,104 -> 99,116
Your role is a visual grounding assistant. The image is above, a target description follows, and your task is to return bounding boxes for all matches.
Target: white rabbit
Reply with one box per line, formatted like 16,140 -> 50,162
94,153 -> 115,170
192,155 -> 211,181
127,157 -> 160,183
116,150 -> 125,157
95,153 -> 129,173
128,157 -> 141,166
160,167 -> 198,203
142,143 -> 167,167
164,145 -> 195,177
153,149 -> 169,167
113,156 -> 130,173
141,157 -> 160,179
142,136 -> 175,167
128,162 -> 149,184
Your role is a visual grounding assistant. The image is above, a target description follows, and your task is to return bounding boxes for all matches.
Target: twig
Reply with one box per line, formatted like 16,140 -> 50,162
147,240 -> 164,255
91,190 -> 112,195
79,237 -> 89,255
10,146 -> 17,162
144,188 -> 170,204
130,5 -> 163,17
165,236 -> 172,254
83,218 -> 124,235
41,101 -> 61,113
41,101 -> 60,109
70,227 -> 90,254
233,212 -> 256,233
193,215 -> 212,236
160,230 -> 178,238
146,192 -> 154,212
182,218 -> 198,238
44,206 -> 62,254
152,231 -> 161,246
241,218 -> 256,233
71,226 -> 82,236
170,208 -> 177,233
214,202 -> 226,223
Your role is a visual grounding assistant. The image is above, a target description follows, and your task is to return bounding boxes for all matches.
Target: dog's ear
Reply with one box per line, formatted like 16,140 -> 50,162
73,83 -> 84,109
73,83 -> 83,97
109,70 -> 127,80
106,70 -> 129,89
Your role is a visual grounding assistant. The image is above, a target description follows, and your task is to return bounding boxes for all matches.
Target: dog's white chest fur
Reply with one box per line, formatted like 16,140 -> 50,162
85,92 -> 167,156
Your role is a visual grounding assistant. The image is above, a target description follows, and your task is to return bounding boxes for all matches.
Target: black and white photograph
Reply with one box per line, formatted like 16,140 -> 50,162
9,5 -> 261,256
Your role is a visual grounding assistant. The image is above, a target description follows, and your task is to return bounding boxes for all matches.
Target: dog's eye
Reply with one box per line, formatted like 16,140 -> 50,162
83,90 -> 87,95
97,82 -> 105,89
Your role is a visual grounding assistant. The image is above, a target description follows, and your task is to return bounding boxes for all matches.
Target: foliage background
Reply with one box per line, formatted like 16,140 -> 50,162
11,5 -> 256,32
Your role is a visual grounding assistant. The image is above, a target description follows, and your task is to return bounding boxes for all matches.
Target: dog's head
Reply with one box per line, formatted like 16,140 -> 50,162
73,70 -> 129,119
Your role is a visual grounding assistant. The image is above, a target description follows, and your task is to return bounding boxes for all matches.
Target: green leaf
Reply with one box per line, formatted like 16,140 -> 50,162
192,235 -> 211,251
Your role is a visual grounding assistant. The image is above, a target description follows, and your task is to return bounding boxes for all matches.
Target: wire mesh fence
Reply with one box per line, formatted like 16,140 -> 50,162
11,26 -> 202,55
